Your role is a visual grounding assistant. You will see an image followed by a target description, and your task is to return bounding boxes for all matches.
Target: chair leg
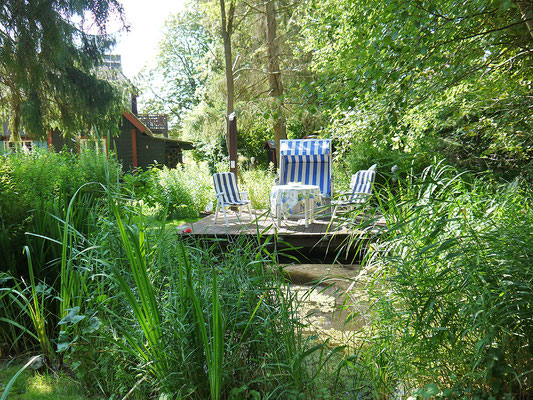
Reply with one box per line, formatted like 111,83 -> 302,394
222,206 -> 229,227
331,205 -> 338,221
247,204 -> 253,222
214,202 -> 219,224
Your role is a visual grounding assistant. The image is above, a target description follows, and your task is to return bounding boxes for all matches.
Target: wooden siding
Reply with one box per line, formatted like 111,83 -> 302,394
110,128 -> 135,170
51,130 -> 76,152
136,133 -> 166,168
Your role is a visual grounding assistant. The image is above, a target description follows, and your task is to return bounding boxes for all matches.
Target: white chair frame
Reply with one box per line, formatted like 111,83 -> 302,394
331,165 -> 376,221
213,172 -> 253,227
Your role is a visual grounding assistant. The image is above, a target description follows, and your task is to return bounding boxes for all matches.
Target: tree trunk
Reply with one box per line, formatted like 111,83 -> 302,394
516,1 -> 533,40
220,0 -> 236,153
265,0 -> 286,165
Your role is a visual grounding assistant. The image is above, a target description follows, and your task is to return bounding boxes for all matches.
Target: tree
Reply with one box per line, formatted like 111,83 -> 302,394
219,0 -> 237,153
136,8 -> 212,130
0,0 -> 126,141
301,0 -> 533,174
265,0 -> 287,161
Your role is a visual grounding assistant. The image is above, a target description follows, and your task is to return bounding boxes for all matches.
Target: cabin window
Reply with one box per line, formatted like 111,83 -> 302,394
1,140 -> 34,153
79,138 -> 107,155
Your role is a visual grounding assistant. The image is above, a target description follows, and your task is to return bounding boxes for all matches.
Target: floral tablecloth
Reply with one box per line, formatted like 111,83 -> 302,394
270,183 -> 322,224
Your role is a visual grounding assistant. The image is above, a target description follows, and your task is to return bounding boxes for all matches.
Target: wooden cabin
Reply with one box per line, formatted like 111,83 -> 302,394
1,112 -> 193,172
113,112 -> 193,170
1,55 -> 193,171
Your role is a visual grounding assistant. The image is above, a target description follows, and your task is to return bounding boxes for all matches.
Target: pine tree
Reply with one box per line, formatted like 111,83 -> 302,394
0,0 -> 126,140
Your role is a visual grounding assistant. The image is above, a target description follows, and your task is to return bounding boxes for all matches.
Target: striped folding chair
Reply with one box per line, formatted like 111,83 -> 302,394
213,172 -> 253,227
331,165 -> 376,220
278,139 -> 333,197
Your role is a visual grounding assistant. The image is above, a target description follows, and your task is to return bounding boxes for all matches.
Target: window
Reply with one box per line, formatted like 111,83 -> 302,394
1,140 -> 33,153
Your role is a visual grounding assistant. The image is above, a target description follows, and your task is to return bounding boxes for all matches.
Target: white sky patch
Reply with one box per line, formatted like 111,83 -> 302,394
110,0 -> 187,78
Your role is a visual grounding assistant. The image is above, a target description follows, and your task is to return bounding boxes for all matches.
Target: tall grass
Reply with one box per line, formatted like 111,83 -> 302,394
104,205 -> 328,398
350,161 -> 533,398
126,162 -> 213,219
1,151 -> 370,399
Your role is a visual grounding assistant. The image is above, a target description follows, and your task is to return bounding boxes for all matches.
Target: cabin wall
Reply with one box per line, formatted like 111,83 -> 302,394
136,134 -> 165,169
111,119 -> 169,171
41,118 -> 189,173
110,129 -> 135,171
50,130 -> 77,152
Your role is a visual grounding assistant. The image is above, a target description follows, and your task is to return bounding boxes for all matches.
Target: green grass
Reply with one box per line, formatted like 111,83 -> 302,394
166,217 -> 203,228
5,150 -> 531,398
0,361 -> 88,400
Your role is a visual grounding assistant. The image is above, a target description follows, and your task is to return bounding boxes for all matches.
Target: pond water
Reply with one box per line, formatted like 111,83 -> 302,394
282,264 -> 372,348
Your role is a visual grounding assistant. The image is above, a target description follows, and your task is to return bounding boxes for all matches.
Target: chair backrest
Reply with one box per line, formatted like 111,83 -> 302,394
349,169 -> 375,202
213,172 -> 242,204
278,139 -> 332,196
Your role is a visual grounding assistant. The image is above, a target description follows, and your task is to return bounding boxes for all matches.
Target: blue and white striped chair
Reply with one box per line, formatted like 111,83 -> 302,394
213,172 -> 253,227
278,139 -> 333,197
331,165 -> 376,220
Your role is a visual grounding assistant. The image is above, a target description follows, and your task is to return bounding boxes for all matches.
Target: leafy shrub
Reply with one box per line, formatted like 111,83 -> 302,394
2,183 -> 343,399
241,166 -> 276,209
341,140 -> 433,187
126,162 -> 213,219
0,149 -> 121,275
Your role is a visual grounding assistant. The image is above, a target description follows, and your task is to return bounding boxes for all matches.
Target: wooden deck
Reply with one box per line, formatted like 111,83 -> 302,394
178,210 -> 386,262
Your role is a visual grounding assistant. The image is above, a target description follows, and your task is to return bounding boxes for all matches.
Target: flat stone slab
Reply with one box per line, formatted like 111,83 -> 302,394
280,263 -> 362,291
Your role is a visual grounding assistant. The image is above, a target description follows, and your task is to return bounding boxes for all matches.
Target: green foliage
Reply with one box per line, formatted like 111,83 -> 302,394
0,150 -> 121,361
0,150 -> 122,276
0,0 -> 126,139
125,163 -> 213,219
136,5 -> 213,131
301,0 -> 533,178
355,161 -> 533,397
241,166 -> 276,209
2,179 -> 343,398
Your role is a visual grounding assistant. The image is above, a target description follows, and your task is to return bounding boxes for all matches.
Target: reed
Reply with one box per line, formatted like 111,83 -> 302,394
349,161 -> 533,398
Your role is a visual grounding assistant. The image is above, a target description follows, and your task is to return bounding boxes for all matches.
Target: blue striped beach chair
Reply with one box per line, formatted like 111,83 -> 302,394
331,165 -> 376,220
213,172 -> 253,227
278,139 -> 333,197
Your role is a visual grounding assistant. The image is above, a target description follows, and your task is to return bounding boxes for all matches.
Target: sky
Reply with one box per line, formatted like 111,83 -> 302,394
111,0 -> 187,79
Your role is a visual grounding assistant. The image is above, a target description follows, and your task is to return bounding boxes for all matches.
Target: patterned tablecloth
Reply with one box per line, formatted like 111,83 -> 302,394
270,183 -> 322,226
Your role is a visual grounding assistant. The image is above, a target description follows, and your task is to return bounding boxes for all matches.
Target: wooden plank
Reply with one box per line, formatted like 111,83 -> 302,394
131,128 -> 137,168
188,211 -> 385,244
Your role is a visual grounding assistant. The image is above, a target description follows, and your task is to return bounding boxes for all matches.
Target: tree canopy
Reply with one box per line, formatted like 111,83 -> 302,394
0,0 -> 126,140
138,0 -> 532,178
136,9 -> 212,129
302,0 -> 533,171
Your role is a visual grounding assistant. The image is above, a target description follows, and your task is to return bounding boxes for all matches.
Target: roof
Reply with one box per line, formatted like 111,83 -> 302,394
158,136 -> 194,150
122,112 -> 193,149
264,140 -> 276,149
122,112 -> 153,136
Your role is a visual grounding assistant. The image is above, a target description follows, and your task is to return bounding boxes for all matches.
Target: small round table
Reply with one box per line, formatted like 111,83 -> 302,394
270,184 -> 322,228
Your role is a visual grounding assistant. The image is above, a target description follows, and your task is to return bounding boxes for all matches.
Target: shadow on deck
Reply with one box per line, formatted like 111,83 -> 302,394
178,209 -> 386,263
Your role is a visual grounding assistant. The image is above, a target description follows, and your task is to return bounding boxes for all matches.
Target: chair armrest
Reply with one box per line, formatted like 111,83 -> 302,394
240,191 -> 249,201
332,191 -> 352,200
352,191 -> 372,197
